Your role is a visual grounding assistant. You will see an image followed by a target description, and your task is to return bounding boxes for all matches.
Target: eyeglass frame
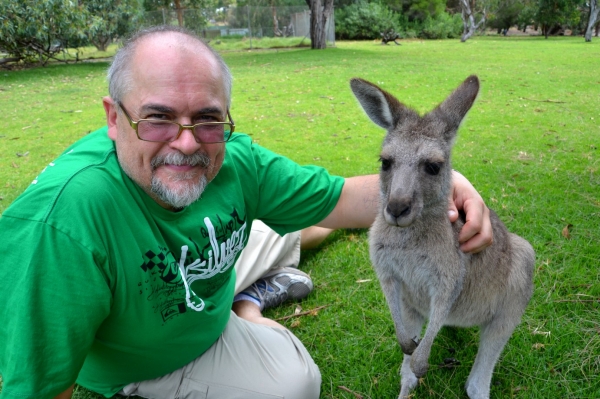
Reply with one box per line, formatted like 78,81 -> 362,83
117,101 -> 235,144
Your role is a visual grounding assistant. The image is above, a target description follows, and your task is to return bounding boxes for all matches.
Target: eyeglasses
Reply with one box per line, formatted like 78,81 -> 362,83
118,102 -> 235,144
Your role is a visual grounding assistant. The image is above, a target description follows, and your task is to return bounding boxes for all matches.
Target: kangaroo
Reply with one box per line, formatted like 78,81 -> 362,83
350,75 -> 535,399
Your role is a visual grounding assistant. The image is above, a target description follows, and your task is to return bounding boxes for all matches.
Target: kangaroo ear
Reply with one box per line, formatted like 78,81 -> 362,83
433,75 -> 479,135
350,78 -> 407,130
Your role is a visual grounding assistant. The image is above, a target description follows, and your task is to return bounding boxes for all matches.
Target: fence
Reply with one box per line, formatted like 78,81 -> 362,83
139,6 -> 335,47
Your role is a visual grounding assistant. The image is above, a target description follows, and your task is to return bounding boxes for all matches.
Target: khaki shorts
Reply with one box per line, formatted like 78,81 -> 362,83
120,311 -> 321,399
119,221 -> 317,399
234,220 -> 301,294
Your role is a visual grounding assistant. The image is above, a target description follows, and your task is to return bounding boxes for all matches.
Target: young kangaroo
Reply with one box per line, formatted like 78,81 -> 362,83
350,76 -> 535,399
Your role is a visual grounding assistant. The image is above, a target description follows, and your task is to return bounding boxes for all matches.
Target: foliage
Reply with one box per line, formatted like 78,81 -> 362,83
419,12 -> 464,38
335,1 -> 400,40
535,0 -> 584,37
86,0 -> 143,51
402,0 -> 447,21
0,0 -> 88,65
488,0 -> 525,31
516,0 -> 538,30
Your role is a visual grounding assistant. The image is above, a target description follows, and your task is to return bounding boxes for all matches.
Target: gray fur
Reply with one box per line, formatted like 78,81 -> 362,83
350,76 -> 535,399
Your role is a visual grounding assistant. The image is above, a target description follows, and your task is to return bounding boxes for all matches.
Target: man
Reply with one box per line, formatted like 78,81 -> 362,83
0,26 -> 492,399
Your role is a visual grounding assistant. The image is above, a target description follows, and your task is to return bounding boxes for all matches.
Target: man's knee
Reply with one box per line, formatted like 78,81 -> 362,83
275,355 -> 321,399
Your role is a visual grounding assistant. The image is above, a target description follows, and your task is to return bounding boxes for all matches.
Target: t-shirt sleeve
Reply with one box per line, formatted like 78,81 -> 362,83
0,217 -> 111,399
243,139 -> 345,235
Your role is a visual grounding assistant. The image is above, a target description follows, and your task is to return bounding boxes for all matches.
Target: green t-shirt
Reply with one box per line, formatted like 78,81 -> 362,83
0,127 -> 344,398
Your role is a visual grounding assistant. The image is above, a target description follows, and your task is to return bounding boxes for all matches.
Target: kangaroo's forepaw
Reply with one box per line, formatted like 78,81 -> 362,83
400,336 -> 419,355
466,379 -> 490,399
410,357 -> 429,378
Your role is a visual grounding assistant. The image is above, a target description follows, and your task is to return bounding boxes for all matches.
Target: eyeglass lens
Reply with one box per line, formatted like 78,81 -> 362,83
137,120 -> 232,143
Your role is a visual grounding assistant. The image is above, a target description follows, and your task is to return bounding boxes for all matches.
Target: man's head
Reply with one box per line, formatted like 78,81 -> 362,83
103,26 -> 233,210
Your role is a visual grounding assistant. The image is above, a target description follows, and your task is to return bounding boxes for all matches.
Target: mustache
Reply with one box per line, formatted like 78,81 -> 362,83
151,152 -> 211,170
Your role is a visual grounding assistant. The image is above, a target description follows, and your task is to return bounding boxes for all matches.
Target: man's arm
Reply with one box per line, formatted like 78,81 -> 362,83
316,174 -> 380,230
317,171 -> 492,253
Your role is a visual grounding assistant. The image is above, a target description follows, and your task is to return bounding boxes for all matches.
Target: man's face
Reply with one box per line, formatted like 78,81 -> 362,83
104,35 -> 228,209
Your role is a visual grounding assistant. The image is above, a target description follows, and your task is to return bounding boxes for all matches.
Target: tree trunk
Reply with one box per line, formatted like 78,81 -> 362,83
0,57 -> 21,65
174,0 -> 184,27
585,0 -> 600,42
272,6 -> 281,36
305,0 -> 334,49
459,0 -> 485,42
92,35 -> 110,52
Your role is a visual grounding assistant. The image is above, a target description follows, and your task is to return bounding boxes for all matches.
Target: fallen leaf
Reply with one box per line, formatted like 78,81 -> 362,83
290,319 -> 301,328
532,343 -> 545,350
356,279 -> 372,283
562,224 -> 573,239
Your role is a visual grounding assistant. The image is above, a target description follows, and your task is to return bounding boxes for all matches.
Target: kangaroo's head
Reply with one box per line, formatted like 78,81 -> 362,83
350,76 -> 479,227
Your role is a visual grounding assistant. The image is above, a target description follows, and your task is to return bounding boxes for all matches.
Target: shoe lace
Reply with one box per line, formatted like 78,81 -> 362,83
250,278 -> 289,309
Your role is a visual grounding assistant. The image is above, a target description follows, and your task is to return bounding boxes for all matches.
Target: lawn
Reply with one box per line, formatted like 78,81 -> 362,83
1,36 -> 599,398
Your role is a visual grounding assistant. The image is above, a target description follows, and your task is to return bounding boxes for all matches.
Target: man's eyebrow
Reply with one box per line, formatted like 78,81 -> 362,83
140,104 -> 174,114
140,104 -> 224,115
195,107 -> 224,115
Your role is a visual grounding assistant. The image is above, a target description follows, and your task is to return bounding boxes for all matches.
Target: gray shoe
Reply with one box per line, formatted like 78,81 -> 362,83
241,267 -> 314,311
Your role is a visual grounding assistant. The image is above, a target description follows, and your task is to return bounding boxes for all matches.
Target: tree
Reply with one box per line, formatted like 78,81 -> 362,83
535,0 -> 582,38
488,0 -> 524,33
305,0 -> 334,49
86,0 -> 143,51
585,0 -> 600,40
0,0 -> 88,65
460,0 -> 486,41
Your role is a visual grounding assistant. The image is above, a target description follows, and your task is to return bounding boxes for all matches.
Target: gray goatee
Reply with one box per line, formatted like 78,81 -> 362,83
150,152 -> 211,209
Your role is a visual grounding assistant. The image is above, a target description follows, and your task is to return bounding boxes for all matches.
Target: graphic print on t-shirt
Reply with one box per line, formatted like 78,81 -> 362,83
139,210 -> 248,324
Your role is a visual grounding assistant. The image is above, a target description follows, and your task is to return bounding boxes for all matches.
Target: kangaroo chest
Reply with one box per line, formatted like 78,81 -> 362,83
369,218 -> 467,315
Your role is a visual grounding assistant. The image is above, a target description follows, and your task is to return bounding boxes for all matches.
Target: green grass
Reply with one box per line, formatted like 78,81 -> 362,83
1,36 -> 599,398
211,35 -> 314,50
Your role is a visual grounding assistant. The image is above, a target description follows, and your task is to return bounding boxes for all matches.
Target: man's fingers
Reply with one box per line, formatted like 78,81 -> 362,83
459,202 -> 493,253
447,199 -> 459,223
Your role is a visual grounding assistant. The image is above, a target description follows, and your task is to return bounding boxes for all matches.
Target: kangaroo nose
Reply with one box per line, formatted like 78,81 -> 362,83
386,199 -> 411,219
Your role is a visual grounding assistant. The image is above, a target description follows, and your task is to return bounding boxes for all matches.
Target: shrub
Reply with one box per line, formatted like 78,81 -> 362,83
418,12 -> 463,39
335,1 -> 399,40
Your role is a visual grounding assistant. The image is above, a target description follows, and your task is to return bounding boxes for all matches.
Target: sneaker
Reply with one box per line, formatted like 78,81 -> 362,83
240,267 -> 314,311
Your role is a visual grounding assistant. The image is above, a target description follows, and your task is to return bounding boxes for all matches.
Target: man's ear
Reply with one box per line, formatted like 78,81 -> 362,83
103,96 -> 118,141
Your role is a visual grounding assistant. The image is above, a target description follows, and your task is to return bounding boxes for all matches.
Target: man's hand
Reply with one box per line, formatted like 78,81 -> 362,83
54,384 -> 74,399
447,170 -> 493,253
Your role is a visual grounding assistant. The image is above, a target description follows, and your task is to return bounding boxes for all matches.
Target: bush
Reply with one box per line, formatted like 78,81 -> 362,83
335,1 -> 399,40
418,12 -> 463,39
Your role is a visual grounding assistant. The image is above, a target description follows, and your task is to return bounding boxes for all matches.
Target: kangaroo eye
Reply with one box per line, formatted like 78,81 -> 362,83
424,162 -> 442,175
380,157 -> 392,171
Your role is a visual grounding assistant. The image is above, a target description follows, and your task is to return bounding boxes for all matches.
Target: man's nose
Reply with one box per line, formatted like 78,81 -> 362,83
169,126 -> 202,154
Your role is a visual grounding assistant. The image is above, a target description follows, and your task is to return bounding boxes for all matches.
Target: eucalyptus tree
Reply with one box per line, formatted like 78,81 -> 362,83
459,0 -> 487,41
585,0 -> 599,41
305,0 -> 334,48
535,0 -> 582,38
